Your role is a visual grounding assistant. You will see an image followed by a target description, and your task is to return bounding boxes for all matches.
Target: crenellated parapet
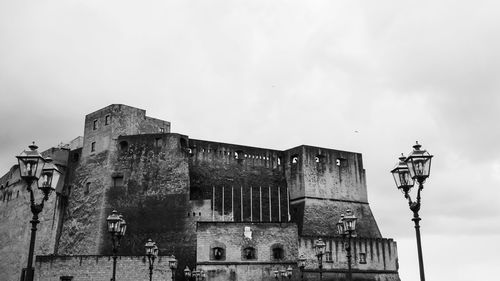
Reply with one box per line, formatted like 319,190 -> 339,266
299,236 -> 399,272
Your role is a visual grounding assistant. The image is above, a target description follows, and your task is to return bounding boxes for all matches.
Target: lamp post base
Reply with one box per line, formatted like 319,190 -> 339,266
20,267 -> 34,281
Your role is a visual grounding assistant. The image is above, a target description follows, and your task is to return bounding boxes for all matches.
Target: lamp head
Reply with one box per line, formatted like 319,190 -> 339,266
405,141 -> 433,184
16,142 -> 45,185
390,154 -> 414,193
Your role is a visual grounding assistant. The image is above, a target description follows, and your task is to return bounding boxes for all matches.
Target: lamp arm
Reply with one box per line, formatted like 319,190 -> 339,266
404,191 -> 414,206
409,182 -> 423,214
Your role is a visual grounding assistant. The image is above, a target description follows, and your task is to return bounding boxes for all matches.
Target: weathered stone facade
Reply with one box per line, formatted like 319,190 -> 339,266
0,104 -> 400,281
35,255 -> 175,281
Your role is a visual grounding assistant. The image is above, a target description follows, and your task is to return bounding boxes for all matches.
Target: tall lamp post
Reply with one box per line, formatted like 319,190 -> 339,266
390,141 -> 433,281
313,238 -> 325,281
17,143 -> 61,281
106,210 -> 127,281
168,255 -> 178,281
145,239 -> 159,281
184,266 -> 191,281
337,209 -> 357,281
298,255 -> 306,281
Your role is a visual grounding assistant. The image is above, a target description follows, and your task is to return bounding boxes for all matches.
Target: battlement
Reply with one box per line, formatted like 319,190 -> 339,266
299,236 -> 398,272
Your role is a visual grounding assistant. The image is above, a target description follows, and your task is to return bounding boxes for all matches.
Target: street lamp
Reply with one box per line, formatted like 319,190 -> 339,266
286,266 -> 293,280
313,238 -> 325,281
107,210 -> 127,281
184,266 -> 191,281
390,141 -> 433,281
192,269 -> 205,281
337,209 -> 357,281
145,239 -> 159,281
17,143 -> 61,281
169,255 -> 178,281
297,255 -> 306,281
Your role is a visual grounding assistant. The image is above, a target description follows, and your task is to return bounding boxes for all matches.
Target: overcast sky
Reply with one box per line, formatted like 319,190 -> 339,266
1,1 -> 499,280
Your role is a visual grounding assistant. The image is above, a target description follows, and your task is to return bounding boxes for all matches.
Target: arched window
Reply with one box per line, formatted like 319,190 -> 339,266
242,247 -> 256,260
213,247 -> 225,260
210,242 -> 226,261
271,244 -> 285,260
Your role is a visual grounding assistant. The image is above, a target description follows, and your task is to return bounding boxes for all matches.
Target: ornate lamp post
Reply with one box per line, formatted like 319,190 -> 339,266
192,269 -> 205,281
145,239 -> 159,281
337,210 -> 357,281
391,141 -> 433,281
313,238 -> 325,281
184,266 -> 191,281
17,143 -> 61,281
168,255 -> 178,281
298,254 -> 306,281
286,266 -> 293,280
106,210 -> 127,281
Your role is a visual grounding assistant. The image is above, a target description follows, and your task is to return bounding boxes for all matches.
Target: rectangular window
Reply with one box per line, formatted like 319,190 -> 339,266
60,277 -> 73,281
159,127 -> 165,133
359,253 -> 367,264
105,114 -> 110,125
113,176 -> 124,187
91,142 -> 96,152
325,251 -> 333,262
93,120 -> 98,130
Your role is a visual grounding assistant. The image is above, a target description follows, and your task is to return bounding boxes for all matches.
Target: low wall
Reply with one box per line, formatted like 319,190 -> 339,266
35,255 -> 174,281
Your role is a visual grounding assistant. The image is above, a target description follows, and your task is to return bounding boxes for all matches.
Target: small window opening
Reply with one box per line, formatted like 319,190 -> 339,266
360,253 -> 367,264
193,212 -> 196,216
119,141 -> 129,151
73,153 -> 79,162
105,114 -> 110,125
325,251 -> 332,262
16,191 -> 19,198
235,150 -> 244,161
113,176 -> 123,188
199,212 -> 201,216
93,120 -> 98,130
277,157 -> 281,166
159,127 -> 165,133
91,142 -> 96,152
336,158 -> 347,167
243,247 -> 256,260
315,154 -> 325,163
187,212 -> 190,217
85,182 -> 90,194
213,247 -> 225,260
272,247 -> 284,260
291,155 -> 299,164
60,276 -> 73,281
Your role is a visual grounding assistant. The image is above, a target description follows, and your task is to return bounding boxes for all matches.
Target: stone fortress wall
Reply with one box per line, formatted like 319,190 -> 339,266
0,104 -> 399,281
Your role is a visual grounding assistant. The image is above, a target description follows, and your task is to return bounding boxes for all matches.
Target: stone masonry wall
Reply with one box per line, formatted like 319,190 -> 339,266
299,236 -> 400,281
285,145 -> 381,238
35,255 -> 174,281
0,148 -> 68,281
188,139 -> 289,222
197,222 -> 298,281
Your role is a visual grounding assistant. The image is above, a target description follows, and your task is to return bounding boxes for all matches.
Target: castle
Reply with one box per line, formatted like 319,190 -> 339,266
0,104 -> 400,281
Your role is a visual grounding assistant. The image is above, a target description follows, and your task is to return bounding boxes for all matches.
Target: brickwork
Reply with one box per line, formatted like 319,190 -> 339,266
35,255 -> 174,281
